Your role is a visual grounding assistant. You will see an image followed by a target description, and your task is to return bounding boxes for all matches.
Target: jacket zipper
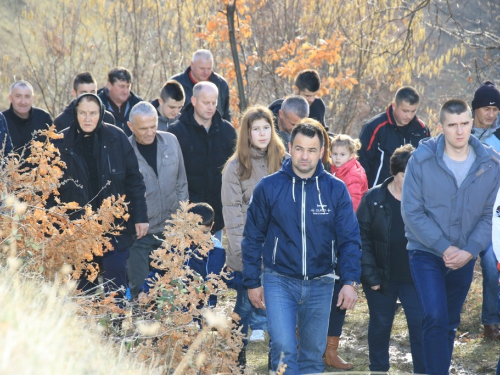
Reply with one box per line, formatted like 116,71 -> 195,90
331,240 -> 335,265
272,237 -> 278,264
302,180 -> 307,277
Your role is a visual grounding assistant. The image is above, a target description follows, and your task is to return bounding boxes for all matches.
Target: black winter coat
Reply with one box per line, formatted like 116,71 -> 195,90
2,105 -> 53,151
97,89 -> 142,136
52,94 -> 148,250
170,67 -> 232,122
167,103 -> 236,233
54,99 -> 115,131
357,177 -> 394,293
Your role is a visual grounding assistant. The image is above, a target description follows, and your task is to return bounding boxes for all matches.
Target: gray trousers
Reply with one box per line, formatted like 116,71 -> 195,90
127,233 -> 164,299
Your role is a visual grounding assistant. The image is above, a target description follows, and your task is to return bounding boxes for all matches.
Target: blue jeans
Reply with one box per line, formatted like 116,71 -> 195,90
263,268 -> 335,375
409,250 -> 476,375
364,280 -> 425,373
250,307 -> 268,331
480,243 -> 500,325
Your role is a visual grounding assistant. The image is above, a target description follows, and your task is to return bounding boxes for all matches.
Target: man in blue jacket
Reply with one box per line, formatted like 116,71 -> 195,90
402,99 -> 500,375
242,120 -> 361,375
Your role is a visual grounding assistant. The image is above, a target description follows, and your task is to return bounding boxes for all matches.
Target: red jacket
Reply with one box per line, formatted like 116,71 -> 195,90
331,158 -> 368,212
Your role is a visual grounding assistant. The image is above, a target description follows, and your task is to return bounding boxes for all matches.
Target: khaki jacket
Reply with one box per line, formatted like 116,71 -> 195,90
130,131 -> 188,234
222,148 -> 288,271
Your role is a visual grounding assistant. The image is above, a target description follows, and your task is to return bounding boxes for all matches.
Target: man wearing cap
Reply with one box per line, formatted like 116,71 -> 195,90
470,81 -> 500,340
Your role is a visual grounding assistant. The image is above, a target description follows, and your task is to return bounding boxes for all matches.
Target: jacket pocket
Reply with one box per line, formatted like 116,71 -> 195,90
272,237 -> 279,264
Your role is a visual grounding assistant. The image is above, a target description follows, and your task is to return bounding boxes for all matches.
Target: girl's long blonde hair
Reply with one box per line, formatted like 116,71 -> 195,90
224,105 -> 286,180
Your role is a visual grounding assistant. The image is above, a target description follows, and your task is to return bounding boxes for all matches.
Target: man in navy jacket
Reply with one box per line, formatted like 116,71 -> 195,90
242,120 -> 361,375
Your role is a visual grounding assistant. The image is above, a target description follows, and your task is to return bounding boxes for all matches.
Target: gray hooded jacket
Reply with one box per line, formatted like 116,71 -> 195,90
402,134 -> 500,258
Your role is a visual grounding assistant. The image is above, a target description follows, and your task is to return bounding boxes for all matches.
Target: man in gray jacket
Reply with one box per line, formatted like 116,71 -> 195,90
401,99 -> 500,375
126,101 -> 189,299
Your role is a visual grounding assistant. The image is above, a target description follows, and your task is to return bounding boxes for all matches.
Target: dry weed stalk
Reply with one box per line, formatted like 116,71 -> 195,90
0,127 -> 128,283
132,201 -> 243,373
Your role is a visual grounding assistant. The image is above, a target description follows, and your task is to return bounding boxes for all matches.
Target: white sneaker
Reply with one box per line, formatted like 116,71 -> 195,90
249,329 -> 265,342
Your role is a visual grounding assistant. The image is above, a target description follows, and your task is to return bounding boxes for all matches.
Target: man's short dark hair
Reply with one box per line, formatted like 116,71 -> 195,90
290,120 -> 324,148
73,72 -> 96,91
188,202 -> 215,227
390,144 -> 415,176
281,95 -> 309,119
295,70 -> 321,92
160,80 -> 185,102
108,67 -> 132,84
395,86 -> 420,106
439,99 -> 470,124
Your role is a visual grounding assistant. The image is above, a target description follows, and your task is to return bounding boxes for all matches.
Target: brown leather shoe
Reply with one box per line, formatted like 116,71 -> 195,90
484,324 -> 500,340
323,336 -> 354,370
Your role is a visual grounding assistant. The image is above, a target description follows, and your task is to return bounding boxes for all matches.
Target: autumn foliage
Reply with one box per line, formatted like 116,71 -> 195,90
0,127 -> 128,282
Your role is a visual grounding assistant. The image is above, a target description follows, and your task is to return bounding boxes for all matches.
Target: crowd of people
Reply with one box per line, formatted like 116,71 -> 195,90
3,47 -> 500,375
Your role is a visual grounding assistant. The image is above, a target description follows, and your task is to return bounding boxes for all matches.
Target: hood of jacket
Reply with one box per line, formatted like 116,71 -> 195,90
72,93 -> 105,134
413,133 -> 494,165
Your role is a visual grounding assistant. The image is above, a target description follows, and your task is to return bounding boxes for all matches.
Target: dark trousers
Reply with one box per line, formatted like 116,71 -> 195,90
364,280 -> 425,373
327,280 -> 347,336
78,248 -> 129,305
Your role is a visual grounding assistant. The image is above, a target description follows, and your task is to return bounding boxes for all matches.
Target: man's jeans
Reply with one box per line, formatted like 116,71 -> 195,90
127,233 -> 163,299
364,280 -> 425,373
263,267 -> 335,375
409,250 -> 476,375
480,243 -> 500,325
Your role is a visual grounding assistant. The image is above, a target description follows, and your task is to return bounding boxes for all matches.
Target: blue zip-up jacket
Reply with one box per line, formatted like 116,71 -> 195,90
242,158 -> 362,289
402,134 -> 500,258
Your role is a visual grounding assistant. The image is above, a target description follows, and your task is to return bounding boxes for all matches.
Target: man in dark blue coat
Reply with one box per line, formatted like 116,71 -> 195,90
242,120 -> 362,374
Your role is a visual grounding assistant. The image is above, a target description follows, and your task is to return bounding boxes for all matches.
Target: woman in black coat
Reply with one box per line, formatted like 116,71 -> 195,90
53,93 -> 148,302
357,144 -> 424,373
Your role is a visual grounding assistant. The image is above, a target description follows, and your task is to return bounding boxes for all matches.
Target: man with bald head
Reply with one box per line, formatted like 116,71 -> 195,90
168,82 -> 236,240
170,49 -> 232,121
126,101 -> 188,299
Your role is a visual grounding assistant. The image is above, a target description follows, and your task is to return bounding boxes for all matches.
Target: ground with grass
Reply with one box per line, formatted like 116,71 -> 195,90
219,262 -> 500,374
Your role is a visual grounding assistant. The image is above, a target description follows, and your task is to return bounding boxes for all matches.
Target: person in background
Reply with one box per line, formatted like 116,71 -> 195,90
269,69 -> 327,128
468,81 -> 500,340
150,80 -> 185,131
330,134 -> 368,212
358,144 -> 424,373
221,105 -> 287,367
2,80 -> 52,152
54,71 -> 115,131
323,133 -> 368,370
359,86 -> 429,188
98,67 -> 142,136
170,49 -> 231,122
268,95 -> 309,152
